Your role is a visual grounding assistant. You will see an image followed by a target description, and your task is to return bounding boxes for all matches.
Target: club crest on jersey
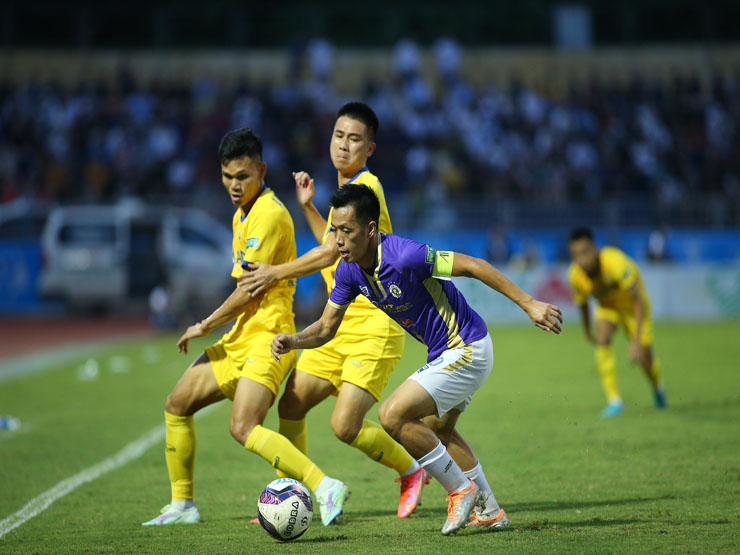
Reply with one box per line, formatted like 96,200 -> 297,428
389,283 -> 402,298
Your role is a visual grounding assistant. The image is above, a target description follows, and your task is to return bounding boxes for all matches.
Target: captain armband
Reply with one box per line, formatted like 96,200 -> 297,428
432,250 -> 454,279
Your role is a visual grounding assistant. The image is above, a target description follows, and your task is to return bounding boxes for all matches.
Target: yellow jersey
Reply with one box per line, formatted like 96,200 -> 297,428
220,186 -> 297,358
568,246 -> 650,312
322,169 -> 403,336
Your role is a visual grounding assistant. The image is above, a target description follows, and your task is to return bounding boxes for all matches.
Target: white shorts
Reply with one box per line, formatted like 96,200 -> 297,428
408,333 -> 493,417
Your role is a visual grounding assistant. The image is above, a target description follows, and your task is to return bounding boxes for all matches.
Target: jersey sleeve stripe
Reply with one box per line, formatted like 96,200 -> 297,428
422,277 -> 465,351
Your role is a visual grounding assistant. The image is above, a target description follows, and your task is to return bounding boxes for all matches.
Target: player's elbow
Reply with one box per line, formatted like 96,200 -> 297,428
235,286 -> 256,306
317,242 -> 340,267
317,320 -> 338,344
458,256 -> 487,279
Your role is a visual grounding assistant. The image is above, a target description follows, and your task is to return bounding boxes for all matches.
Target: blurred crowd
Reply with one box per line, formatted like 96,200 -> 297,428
1,37 -> 740,227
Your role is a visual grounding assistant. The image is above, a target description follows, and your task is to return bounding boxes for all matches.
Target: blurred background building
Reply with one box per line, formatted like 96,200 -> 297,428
1,0 -> 739,323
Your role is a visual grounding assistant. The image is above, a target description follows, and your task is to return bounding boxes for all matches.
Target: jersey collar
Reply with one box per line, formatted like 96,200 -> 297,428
344,167 -> 369,185
240,184 -> 267,222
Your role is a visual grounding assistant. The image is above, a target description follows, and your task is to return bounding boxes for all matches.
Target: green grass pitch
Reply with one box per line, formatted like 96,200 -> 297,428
1,321 -> 738,553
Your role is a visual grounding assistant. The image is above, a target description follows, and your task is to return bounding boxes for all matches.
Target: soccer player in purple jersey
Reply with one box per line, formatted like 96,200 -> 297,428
271,184 -> 563,535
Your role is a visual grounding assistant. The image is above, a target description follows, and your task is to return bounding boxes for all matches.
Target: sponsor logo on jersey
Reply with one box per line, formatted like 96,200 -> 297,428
425,245 -> 436,264
246,358 -> 257,363
245,237 -> 260,249
389,283 -> 402,298
360,286 -> 369,296
400,318 -> 414,326
377,301 -> 413,313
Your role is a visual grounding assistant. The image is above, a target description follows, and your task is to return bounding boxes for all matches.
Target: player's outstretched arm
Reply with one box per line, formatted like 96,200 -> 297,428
294,171 -> 327,243
271,302 -> 347,361
238,236 -> 339,296
452,252 -> 563,333
176,286 -> 256,353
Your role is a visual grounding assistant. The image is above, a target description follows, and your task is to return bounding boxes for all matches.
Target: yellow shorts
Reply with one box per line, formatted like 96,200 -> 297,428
595,306 -> 653,347
205,331 -> 296,400
296,330 -> 405,401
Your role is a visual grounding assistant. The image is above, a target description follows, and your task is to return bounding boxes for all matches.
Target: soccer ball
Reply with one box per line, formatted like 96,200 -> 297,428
257,478 -> 313,541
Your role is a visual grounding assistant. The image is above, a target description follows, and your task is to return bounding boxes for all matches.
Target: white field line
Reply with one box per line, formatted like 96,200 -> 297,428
0,405 -> 219,539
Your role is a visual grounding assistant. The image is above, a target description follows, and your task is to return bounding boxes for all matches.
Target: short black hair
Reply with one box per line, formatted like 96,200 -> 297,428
218,128 -> 262,165
569,227 -> 594,242
337,102 -> 379,141
330,184 -> 380,227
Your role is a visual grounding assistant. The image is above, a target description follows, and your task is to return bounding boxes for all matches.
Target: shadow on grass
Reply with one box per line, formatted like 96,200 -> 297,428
345,506 -> 440,520
506,495 -> 675,513
667,397 -> 740,422
459,517 -> 643,536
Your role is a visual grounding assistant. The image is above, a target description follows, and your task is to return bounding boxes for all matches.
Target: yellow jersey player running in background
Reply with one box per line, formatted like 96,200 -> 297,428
143,128 -> 348,527
567,227 -> 667,418
240,102 -> 429,519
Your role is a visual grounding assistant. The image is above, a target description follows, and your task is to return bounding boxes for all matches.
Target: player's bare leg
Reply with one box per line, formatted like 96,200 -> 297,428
595,319 -> 622,417
275,369 -> 335,466
636,344 -> 667,408
379,381 -> 478,534
278,370 -> 336,422
166,353 -> 226,417
332,382 -> 426,518
423,415 -> 477,470
143,353 -> 225,525
229,377 -> 274,445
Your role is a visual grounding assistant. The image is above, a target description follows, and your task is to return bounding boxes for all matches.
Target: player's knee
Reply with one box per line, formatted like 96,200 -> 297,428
165,393 -> 187,416
330,414 -> 361,444
377,402 -> 403,439
229,417 -> 253,445
595,336 -> 612,347
277,392 -> 309,420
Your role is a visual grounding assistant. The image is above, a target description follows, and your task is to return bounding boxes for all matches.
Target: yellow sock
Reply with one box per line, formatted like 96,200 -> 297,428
164,411 -> 195,501
350,420 -> 414,475
279,418 -> 308,453
647,357 -> 663,388
245,425 -> 325,492
595,345 -> 620,403
275,418 -> 308,478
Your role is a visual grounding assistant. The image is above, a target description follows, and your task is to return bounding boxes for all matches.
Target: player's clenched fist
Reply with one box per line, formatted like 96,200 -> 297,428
271,333 -> 296,361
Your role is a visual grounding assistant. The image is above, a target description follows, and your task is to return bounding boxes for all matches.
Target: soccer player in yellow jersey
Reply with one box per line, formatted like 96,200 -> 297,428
567,227 -> 667,418
240,103 -> 429,519
143,128 -> 348,527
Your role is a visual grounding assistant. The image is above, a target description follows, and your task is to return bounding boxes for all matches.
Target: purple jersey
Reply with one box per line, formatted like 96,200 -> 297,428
328,234 -> 488,361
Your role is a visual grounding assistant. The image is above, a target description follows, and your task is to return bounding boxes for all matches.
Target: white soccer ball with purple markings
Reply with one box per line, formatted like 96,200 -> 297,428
257,478 -> 313,541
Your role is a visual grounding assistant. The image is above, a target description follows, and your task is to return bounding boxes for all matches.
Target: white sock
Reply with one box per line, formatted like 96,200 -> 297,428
464,462 -> 500,513
399,459 -> 421,478
171,499 -> 194,510
418,441 -> 470,493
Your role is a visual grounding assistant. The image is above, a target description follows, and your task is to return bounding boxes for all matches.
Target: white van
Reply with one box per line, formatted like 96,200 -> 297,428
39,201 -> 233,312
